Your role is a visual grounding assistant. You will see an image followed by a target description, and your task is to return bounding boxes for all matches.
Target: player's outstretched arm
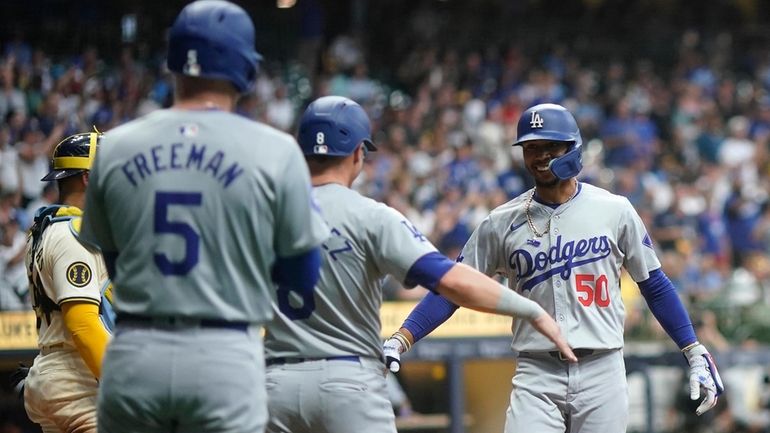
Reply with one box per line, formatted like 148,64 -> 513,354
435,263 -> 576,362
384,262 -> 576,372
436,263 -> 541,316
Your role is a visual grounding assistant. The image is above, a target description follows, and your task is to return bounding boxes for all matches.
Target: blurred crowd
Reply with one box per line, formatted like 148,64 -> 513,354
2,9 -> 770,431
2,24 -> 770,332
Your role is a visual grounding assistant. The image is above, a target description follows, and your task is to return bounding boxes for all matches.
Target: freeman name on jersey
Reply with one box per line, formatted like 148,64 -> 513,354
510,234 -> 612,291
120,142 -> 244,188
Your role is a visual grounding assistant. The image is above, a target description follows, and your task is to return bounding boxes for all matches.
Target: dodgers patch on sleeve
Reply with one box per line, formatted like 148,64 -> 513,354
642,233 -> 653,249
401,220 -> 427,242
66,262 -> 92,287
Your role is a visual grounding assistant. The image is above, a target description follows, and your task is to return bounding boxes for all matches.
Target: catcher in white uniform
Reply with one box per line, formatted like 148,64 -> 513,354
264,96 -> 576,433
23,131 -> 113,433
384,103 -> 724,433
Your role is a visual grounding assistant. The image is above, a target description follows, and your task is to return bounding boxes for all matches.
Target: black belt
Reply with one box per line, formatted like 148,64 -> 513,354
116,313 -> 249,332
519,348 -> 597,361
266,355 -> 360,367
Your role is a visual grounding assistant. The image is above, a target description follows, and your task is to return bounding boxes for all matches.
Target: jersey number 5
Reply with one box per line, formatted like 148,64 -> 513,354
154,191 -> 202,276
575,273 -> 610,307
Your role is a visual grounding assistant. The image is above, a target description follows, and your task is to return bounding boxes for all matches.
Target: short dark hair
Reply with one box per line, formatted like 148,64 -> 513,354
305,154 -> 345,175
174,75 -> 237,100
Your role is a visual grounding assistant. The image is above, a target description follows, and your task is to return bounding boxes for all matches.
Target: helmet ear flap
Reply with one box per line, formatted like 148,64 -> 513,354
548,142 -> 583,180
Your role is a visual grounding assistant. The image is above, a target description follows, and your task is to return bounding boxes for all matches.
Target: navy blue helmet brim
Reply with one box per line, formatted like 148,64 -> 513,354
41,169 -> 85,181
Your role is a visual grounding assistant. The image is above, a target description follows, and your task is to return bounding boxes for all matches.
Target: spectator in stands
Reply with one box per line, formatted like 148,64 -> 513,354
0,210 -> 28,310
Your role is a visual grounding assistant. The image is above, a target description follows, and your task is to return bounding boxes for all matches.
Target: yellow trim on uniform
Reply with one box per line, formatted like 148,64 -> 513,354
61,301 -> 110,379
59,297 -> 100,306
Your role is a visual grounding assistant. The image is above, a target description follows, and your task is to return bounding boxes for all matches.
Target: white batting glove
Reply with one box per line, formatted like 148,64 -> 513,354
383,337 -> 406,373
683,342 -> 724,416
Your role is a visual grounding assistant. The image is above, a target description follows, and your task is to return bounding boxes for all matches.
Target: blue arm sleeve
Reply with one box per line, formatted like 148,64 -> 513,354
637,268 -> 697,349
401,252 -> 460,342
271,247 -> 322,293
402,292 -> 459,342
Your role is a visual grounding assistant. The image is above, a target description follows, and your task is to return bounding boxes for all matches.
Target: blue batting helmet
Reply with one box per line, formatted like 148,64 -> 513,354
298,96 -> 377,156
41,132 -> 102,181
167,0 -> 262,94
513,103 -> 583,180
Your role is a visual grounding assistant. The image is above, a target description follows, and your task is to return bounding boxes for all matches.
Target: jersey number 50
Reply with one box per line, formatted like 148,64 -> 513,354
575,273 -> 610,307
154,191 -> 202,276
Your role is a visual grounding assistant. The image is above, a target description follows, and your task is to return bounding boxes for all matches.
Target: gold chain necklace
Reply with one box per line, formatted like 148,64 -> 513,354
525,180 -> 578,238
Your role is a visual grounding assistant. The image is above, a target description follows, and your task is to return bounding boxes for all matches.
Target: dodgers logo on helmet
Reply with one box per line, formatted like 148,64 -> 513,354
167,0 -> 262,94
529,110 -> 545,128
513,103 -> 583,180
298,96 -> 377,156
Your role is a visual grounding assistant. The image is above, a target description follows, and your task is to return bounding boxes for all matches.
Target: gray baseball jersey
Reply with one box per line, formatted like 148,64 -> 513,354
264,183 -> 437,433
79,108 -> 326,433
461,182 -> 660,352
80,109 -> 328,324
265,182 -> 437,359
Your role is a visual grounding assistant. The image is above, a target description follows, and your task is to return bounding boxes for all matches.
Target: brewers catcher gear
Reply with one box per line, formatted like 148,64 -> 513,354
298,96 -> 377,156
513,103 -> 583,180
167,0 -> 262,94
41,132 -> 101,181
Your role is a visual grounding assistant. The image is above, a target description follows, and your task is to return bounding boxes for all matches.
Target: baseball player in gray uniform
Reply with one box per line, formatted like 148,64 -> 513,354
78,2 -> 327,433
384,103 -> 724,433
264,96 -> 576,433
22,132 -> 112,433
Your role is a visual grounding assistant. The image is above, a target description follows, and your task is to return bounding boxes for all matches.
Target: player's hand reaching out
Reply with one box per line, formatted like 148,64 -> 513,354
529,312 -> 577,363
383,311 -> 577,374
